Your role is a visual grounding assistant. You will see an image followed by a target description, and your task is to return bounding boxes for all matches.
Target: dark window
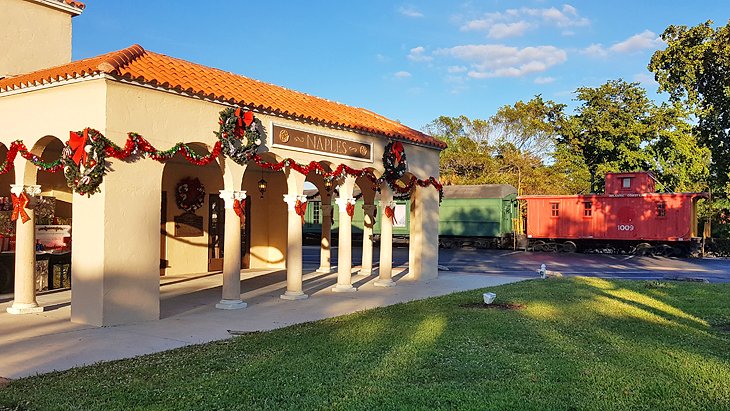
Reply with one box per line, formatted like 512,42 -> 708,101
551,202 -> 559,217
583,201 -> 592,217
622,177 -> 632,189
656,201 -> 666,217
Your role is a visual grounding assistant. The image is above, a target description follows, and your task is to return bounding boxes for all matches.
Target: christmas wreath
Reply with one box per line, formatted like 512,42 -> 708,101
175,177 -> 206,213
383,141 -> 407,182
216,107 -> 263,165
62,128 -> 108,196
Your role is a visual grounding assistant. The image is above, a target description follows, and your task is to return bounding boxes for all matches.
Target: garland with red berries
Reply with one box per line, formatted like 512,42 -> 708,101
0,108 -> 443,200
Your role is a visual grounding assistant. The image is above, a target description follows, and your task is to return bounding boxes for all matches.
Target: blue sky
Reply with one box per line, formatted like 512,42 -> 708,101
72,1 -> 729,132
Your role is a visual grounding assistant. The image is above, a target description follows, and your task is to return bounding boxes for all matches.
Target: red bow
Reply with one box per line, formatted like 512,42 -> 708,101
346,202 -> 355,218
384,205 -> 395,225
69,129 -> 90,166
391,141 -> 404,163
11,193 -> 30,224
233,198 -> 245,220
295,199 -> 307,224
234,108 -> 254,130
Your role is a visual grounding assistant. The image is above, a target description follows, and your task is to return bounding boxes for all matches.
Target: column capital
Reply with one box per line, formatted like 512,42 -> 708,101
335,197 -> 356,209
378,200 -> 396,208
283,194 -> 307,212
218,190 -> 247,209
320,204 -> 333,215
362,204 -> 377,214
10,184 -> 41,197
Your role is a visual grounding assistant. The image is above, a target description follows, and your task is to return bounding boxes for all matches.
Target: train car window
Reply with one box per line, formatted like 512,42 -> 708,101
312,201 -> 321,223
551,202 -> 559,217
656,201 -> 666,217
622,177 -> 632,188
583,201 -> 592,217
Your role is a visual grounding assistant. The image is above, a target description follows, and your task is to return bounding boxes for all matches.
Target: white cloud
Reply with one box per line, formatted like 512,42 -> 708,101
581,43 -> 608,58
609,30 -> 664,53
394,71 -> 412,79
583,30 -> 665,59
461,4 -> 589,35
398,5 -> 423,18
447,65 -> 468,73
534,76 -> 556,84
633,72 -> 658,87
488,21 -> 531,39
436,44 -> 567,78
407,46 -> 433,62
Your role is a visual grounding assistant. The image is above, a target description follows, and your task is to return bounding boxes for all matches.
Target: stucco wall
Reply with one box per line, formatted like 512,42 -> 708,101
0,0 -> 74,78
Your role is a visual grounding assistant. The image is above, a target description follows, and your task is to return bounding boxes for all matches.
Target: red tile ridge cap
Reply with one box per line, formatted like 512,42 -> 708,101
63,0 -> 85,10
96,44 -> 146,74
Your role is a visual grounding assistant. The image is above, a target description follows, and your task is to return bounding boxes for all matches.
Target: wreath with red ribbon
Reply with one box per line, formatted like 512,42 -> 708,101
62,128 -> 108,196
175,177 -> 206,213
216,107 -> 263,165
384,204 -> 396,225
383,141 -> 407,182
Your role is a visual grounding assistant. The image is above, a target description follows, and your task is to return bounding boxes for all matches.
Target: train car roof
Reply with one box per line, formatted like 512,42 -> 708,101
442,184 -> 517,199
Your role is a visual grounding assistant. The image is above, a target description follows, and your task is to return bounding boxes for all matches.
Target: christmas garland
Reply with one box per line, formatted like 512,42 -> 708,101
0,109 -> 444,200
175,177 -> 206,213
215,107 -> 263,165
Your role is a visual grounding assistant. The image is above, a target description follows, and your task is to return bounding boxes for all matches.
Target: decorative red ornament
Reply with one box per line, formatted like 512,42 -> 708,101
11,192 -> 30,224
233,198 -> 245,219
295,199 -> 307,224
346,202 -> 355,218
384,205 -> 395,225
68,128 -> 89,166
391,141 -> 404,163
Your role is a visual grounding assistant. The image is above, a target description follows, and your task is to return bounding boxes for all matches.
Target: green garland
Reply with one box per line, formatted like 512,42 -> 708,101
215,107 -> 263,165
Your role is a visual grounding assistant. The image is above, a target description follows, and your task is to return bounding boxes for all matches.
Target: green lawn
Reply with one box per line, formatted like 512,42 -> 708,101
1,277 -> 730,411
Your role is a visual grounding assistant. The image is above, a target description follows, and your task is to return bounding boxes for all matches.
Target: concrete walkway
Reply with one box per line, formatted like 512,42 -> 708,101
0,266 -> 528,379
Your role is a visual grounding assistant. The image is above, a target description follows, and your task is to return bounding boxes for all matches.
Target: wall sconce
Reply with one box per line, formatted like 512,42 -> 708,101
324,178 -> 333,192
258,168 -> 267,198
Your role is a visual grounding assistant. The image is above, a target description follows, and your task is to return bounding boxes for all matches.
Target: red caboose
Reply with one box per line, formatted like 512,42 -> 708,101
519,172 -> 708,255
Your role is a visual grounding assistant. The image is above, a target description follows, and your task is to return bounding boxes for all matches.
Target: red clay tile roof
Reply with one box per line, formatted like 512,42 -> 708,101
0,44 -> 445,150
63,0 -> 85,10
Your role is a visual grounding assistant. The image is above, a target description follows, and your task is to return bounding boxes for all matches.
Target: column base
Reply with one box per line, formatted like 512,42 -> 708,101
358,269 -> 372,276
6,302 -> 44,315
374,279 -> 396,288
280,291 -> 309,300
332,284 -> 357,293
316,266 -> 333,274
215,299 -> 248,310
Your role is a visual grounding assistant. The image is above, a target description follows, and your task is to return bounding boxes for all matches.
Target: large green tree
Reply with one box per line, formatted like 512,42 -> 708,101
649,20 -> 730,188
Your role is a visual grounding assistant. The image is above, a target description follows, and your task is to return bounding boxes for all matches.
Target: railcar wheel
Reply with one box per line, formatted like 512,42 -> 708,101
633,243 -> 653,256
654,244 -> 673,257
531,240 -> 546,252
561,241 -> 577,253
440,239 -> 454,249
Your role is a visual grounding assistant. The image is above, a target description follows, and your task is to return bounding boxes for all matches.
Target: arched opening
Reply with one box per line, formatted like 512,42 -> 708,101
160,143 -> 224,276
242,152 -> 287,269
303,161 -> 335,273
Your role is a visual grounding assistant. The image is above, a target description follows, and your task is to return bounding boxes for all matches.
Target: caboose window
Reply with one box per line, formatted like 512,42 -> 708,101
622,177 -> 632,188
583,201 -> 592,217
656,201 -> 666,217
551,202 -> 559,217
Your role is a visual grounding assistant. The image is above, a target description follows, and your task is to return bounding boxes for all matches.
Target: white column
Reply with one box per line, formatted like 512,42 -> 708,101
281,194 -> 308,300
408,185 -> 440,280
216,190 -> 248,310
317,203 -> 333,274
360,204 -> 376,276
332,197 -> 356,292
7,184 -> 43,314
375,187 -> 395,287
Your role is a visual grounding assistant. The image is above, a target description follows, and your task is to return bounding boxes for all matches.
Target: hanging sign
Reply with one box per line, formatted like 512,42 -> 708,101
272,124 -> 372,162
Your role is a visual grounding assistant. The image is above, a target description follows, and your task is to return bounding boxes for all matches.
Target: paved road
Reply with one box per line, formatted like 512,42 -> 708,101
303,245 -> 730,283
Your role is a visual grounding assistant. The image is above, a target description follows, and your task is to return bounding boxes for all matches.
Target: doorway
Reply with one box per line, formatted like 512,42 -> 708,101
208,193 -> 250,271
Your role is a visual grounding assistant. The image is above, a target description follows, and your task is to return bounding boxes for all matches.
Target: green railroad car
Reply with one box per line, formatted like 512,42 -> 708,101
303,184 -> 518,248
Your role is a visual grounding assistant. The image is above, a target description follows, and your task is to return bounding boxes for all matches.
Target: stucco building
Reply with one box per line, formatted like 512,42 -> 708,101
0,0 -> 444,326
